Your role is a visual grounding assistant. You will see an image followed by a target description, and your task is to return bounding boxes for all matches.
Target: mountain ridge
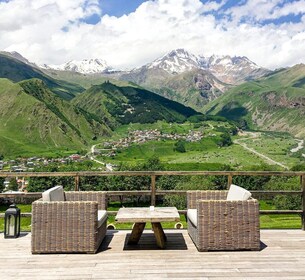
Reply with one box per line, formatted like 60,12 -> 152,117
204,64 -> 305,137
0,53 -> 85,100
72,81 -> 198,125
4,49 -> 269,85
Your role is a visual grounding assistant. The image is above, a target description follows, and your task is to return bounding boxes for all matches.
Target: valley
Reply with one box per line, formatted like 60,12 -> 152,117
90,121 -> 304,171
0,50 -> 304,173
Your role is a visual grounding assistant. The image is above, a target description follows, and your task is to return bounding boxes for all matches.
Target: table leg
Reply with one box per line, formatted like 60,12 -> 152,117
152,222 -> 167,249
128,222 -> 146,245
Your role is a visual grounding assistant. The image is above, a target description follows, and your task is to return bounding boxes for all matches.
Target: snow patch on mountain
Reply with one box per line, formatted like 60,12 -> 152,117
42,59 -> 113,74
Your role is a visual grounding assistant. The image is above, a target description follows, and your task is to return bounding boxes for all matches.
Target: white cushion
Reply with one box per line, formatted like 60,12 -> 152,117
187,209 -> 197,227
97,210 -> 107,228
226,184 -> 251,201
42,185 -> 65,202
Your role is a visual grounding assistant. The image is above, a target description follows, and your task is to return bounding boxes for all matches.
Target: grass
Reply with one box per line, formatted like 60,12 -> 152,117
236,131 -> 303,168
260,214 -> 301,229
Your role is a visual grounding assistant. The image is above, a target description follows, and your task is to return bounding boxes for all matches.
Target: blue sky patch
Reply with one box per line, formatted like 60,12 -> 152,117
100,0 -> 147,17
80,13 -> 101,25
261,13 -> 304,25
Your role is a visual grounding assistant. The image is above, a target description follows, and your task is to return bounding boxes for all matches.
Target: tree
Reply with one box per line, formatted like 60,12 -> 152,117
7,178 -> 19,191
217,132 -> 232,147
0,178 -> 5,193
174,140 -> 186,153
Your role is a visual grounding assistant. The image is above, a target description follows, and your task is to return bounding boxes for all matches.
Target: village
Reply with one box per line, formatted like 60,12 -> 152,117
96,129 -> 204,157
0,129 -> 205,192
0,154 -> 86,192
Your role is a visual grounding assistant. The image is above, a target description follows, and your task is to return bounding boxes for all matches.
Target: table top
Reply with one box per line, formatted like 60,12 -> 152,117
115,207 -> 180,223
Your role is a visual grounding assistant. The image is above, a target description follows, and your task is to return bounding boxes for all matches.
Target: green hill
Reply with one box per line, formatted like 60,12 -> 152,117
0,54 -> 84,100
72,82 -> 198,124
204,64 -> 305,137
0,78 -> 111,157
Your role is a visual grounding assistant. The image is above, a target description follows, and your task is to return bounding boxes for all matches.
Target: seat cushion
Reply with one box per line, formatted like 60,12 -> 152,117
187,209 -> 197,227
42,185 -> 65,201
98,210 -> 107,228
226,184 -> 251,201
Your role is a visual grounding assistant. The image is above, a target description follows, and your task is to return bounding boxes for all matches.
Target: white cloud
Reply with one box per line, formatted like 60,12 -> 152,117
0,0 -> 305,69
226,0 -> 305,22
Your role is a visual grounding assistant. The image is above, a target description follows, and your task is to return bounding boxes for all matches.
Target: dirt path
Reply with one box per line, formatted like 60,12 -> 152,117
290,139 -> 304,153
234,132 -> 289,170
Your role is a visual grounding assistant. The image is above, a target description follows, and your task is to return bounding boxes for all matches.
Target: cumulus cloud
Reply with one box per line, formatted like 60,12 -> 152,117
0,0 -> 305,69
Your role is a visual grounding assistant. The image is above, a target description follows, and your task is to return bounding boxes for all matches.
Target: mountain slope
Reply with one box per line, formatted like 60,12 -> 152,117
204,64 -> 305,137
0,78 -> 111,156
72,81 -> 198,124
151,69 -> 228,112
0,53 -> 84,100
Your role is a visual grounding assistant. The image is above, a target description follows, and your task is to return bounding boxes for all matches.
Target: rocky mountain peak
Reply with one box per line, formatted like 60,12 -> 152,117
146,48 -> 200,74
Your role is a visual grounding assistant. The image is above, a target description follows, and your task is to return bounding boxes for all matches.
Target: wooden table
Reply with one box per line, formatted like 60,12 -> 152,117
115,207 -> 180,249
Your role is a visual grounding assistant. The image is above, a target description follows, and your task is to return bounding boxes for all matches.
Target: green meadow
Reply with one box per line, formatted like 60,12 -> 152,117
96,121 -> 304,170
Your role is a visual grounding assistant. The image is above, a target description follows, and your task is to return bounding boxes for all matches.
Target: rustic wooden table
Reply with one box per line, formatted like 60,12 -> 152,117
115,207 -> 180,249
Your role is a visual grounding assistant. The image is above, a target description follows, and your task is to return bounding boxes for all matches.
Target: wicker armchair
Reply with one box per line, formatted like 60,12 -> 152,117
187,190 -> 260,251
31,191 -> 108,254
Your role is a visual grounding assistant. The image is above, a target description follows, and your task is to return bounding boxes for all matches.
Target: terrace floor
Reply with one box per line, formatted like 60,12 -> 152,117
1,229 -> 305,279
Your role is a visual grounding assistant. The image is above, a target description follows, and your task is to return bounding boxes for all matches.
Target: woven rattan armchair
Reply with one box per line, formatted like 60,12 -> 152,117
187,190 -> 260,251
31,191 -> 108,254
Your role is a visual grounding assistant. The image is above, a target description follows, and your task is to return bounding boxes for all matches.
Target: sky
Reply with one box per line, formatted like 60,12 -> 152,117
0,0 -> 305,70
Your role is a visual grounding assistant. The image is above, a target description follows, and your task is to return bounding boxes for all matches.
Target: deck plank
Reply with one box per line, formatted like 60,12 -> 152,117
1,230 -> 305,279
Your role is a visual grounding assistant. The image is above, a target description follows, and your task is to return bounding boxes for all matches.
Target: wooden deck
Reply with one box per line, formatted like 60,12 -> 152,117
1,229 -> 305,279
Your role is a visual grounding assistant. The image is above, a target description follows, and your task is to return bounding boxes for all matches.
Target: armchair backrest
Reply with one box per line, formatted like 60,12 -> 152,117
38,189 -> 107,210
65,191 -> 107,210
187,190 -> 228,208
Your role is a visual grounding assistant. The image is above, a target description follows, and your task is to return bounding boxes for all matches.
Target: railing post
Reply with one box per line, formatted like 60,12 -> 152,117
227,174 -> 232,189
151,175 -> 156,206
75,174 -> 80,191
301,174 -> 305,230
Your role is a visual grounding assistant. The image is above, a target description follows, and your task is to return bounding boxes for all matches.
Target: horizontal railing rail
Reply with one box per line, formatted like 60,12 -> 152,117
0,171 -> 305,228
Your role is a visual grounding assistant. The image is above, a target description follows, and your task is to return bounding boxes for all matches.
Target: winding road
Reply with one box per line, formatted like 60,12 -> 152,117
88,144 -> 105,165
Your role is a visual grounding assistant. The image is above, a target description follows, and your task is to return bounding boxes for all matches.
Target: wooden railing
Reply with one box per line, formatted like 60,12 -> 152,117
0,171 -> 305,229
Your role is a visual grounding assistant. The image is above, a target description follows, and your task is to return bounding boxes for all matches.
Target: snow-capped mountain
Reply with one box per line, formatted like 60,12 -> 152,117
140,49 -> 268,84
146,49 -> 200,74
129,48 -> 269,85
202,55 -> 266,84
43,59 -> 113,74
